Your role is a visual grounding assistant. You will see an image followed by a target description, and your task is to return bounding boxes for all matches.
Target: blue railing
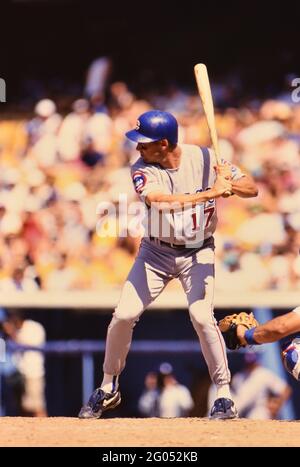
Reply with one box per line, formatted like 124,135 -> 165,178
1,339 -> 206,415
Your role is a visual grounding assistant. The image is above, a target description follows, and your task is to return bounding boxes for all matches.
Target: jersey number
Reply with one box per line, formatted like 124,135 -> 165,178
192,207 -> 214,231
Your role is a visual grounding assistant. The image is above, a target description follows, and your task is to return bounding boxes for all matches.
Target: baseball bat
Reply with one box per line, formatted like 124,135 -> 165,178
194,63 -> 231,195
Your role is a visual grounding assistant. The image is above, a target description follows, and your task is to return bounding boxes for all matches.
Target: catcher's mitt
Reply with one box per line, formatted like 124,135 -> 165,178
218,312 -> 259,350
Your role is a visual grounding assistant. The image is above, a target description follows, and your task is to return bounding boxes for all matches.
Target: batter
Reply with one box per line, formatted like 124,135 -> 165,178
79,110 -> 258,420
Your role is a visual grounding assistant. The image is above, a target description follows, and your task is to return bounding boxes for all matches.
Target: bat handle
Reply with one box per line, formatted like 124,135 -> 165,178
223,174 -> 232,196
215,151 -> 232,197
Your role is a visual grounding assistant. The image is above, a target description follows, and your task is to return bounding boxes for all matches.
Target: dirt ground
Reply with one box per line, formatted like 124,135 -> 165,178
0,417 -> 300,447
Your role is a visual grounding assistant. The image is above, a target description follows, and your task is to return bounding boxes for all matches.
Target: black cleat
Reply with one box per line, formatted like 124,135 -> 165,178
209,398 -> 238,420
78,387 -> 121,419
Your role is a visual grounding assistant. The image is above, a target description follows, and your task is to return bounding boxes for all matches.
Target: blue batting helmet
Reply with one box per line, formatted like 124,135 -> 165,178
126,110 -> 178,145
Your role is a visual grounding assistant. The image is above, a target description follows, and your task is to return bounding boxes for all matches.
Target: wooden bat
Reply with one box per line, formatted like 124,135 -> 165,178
194,63 -> 231,195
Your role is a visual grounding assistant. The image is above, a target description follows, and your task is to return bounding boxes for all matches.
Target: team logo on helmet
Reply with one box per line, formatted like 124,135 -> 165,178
135,120 -> 141,130
132,171 -> 147,193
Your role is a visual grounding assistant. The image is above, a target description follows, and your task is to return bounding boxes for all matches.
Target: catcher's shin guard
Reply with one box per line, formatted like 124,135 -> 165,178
78,387 -> 121,419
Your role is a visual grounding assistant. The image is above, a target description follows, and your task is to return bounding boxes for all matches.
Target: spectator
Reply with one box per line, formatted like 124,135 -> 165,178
0,310 -> 47,417
0,266 -> 40,292
138,363 -> 194,418
0,309 -> 25,416
58,98 -> 91,162
231,352 -> 291,419
138,371 -> 159,417
26,98 -> 62,168
84,56 -> 112,100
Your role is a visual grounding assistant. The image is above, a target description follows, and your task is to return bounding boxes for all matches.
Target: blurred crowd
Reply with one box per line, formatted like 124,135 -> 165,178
0,57 -> 300,292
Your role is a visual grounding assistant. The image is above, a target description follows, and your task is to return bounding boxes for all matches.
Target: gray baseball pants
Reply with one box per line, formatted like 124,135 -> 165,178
103,237 -> 230,386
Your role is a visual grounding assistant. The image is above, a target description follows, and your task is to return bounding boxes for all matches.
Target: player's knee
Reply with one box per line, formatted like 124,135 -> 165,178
189,305 -> 214,328
191,314 -> 214,328
113,306 -> 141,322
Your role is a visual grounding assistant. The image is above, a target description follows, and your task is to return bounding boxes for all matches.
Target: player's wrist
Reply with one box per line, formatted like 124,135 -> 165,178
206,187 -> 219,199
244,327 -> 259,345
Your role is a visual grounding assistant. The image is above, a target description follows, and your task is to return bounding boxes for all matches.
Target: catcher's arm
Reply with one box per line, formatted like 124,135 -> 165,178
238,311 -> 300,345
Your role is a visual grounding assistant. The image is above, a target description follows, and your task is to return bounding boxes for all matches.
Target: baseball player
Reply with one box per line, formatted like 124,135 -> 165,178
236,306 -> 300,346
79,110 -> 258,420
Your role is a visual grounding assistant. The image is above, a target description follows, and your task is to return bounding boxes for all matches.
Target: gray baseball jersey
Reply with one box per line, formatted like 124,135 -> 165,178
131,144 -> 244,246
103,145 -> 244,389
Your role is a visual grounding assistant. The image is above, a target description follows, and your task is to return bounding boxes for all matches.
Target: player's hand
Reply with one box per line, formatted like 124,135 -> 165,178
212,175 -> 232,197
215,164 -> 232,181
236,324 -> 247,346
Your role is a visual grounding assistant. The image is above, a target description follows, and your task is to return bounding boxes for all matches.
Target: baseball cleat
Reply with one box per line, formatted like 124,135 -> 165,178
209,397 -> 238,420
78,387 -> 121,419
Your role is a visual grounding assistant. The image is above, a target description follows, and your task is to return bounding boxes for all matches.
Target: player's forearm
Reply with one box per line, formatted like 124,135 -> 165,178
239,325 -> 283,345
146,189 -> 220,208
238,312 -> 300,345
231,176 -> 258,198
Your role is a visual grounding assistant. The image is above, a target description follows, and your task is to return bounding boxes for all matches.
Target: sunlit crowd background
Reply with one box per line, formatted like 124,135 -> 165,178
0,56 -> 300,294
